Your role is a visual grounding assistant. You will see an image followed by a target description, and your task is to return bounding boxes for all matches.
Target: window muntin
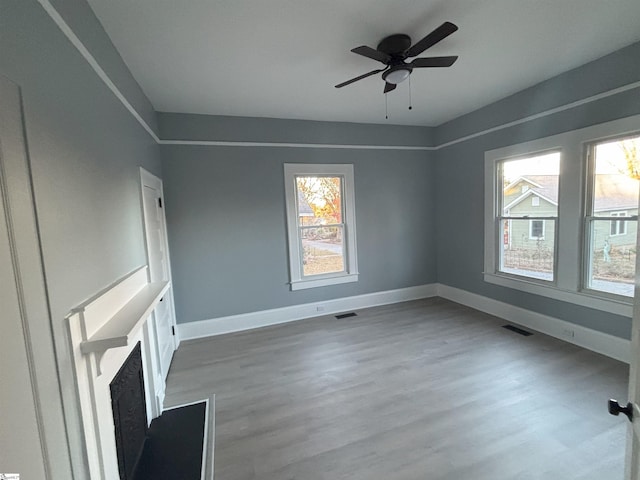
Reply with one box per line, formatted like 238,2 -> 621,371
584,135 -> 640,298
284,164 -> 358,290
497,152 -> 560,282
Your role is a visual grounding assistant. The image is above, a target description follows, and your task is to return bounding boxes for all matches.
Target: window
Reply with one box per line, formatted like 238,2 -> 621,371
484,114 -> 640,317
584,135 -> 640,298
529,219 -> 545,239
496,152 -> 560,282
610,212 -> 628,236
284,164 -> 358,290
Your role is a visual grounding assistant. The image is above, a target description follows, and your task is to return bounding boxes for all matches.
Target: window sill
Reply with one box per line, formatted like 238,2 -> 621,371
290,273 -> 359,291
483,272 -> 632,317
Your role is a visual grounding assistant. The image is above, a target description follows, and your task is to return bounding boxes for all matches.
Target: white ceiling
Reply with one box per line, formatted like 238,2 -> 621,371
86,0 -> 640,127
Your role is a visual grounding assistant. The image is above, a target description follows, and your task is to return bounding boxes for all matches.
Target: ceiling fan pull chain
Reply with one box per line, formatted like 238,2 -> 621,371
408,76 -> 413,111
385,92 -> 389,120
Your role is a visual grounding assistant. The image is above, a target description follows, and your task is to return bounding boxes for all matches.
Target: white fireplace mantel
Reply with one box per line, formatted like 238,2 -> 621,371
79,280 -> 168,374
67,265 -> 168,480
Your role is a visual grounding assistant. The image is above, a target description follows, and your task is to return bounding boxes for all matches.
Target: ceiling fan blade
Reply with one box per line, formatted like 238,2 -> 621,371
406,22 -> 458,58
335,68 -> 386,88
351,46 -> 392,64
384,82 -> 397,94
411,56 -> 458,68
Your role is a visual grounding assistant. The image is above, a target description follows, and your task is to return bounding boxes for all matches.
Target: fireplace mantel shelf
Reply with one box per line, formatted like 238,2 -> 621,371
80,281 -> 170,357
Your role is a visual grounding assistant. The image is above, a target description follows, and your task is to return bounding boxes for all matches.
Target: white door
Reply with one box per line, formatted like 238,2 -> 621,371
620,189 -> 640,479
141,169 -> 177,383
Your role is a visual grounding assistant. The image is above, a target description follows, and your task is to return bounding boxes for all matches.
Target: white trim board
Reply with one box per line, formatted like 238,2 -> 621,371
36,0 -> 640,152
436,81 -> 640,150
159,139 -> 435,151
436,284 -> 631,364
177,284 -> 439,341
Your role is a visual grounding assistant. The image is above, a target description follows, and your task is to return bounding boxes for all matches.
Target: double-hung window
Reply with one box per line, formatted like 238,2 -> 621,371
284,164 -> 358,290
484,115 -> 640,317
584,135 -> 640,298
495,152 -> 560,282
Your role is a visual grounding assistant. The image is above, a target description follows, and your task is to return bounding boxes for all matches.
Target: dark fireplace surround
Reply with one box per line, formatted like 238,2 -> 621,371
110,342 -> 148,480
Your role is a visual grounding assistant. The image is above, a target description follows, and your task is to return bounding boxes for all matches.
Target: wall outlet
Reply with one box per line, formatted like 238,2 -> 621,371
562,328 -> 575,338
316,305 -> 325,312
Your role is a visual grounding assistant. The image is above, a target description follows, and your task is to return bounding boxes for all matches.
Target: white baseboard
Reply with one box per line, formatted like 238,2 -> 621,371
436,284 -> 631,363
176,282 -> 630,364
177,283 -> 439,341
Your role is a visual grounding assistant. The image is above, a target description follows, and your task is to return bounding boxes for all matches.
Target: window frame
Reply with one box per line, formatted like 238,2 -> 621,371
610,211 -> 628,236
493,151 -> 560,284
484,114 -> 640,318
284,163 -> 358,291
529,219 -> 546,240
582,135 -> 639,299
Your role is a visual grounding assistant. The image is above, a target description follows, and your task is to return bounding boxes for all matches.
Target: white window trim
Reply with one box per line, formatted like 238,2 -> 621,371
529,219 -> 546,240
484,114 -> 640,317
284,163 -> 358,291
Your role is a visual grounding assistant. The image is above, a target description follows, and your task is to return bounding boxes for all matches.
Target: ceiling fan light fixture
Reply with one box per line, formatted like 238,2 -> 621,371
383,67 -> 411,85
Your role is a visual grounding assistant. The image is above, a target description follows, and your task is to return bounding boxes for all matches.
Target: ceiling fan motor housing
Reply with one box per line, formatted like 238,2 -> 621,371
378,34 -> 414,84
377,34 -> 412,56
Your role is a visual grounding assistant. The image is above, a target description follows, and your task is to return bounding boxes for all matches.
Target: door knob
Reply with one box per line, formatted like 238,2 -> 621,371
608,399 -> 633,422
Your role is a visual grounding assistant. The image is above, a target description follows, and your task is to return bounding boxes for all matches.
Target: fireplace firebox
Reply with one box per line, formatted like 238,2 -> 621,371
109,342 -> 148,480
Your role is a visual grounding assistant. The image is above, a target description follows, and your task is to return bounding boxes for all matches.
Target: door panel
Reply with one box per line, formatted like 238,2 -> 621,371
627,312 -> 640,479
626,181 -> 640,479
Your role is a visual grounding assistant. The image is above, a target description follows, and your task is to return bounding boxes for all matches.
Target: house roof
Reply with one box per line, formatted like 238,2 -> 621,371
516,175 -> 559,204
297,191 -> 314,216
506,175 -> 638,212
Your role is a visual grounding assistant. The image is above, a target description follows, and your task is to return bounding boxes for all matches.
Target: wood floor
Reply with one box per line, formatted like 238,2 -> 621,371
164,298 -> 630,480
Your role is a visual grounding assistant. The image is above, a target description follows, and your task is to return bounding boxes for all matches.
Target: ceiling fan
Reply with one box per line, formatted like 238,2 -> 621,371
335,21 -> 459,94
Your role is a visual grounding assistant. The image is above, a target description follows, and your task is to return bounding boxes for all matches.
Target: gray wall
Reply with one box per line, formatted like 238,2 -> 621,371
161,142 -> 436,323
435,42 -> 640,339
159,112 -> 435,147
1,0 -> 161,477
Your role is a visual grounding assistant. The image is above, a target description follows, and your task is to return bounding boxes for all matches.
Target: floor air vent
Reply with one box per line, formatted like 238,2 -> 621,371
336,312 -> 357,319
502,324 -> 533,336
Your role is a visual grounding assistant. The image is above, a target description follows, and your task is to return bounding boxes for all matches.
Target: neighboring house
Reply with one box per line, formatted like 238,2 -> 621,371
298,190 -> 315,226
503,175 -> 638,253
